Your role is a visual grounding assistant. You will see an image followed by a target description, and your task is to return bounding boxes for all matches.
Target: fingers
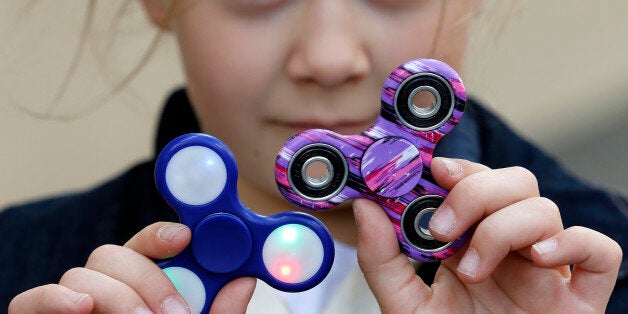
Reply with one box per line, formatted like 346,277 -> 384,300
430,159 -> 562,283
452,197 -> 563,283
429,160 -> 540,243
353,199 -> 431,313
532,226 -> 623,306
10,222 -> 194,314
119,222 -> 192,312
85,244 -> 190,313
124,222 -> 191,259
8,284 -> 94,314
210,277 -> 257,314
59,267 -> 151,313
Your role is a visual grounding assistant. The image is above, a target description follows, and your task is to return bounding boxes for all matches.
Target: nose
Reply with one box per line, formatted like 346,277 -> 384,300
286,1 -> 370,88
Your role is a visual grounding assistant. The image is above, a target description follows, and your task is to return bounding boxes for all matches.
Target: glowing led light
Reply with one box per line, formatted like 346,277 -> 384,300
281,265 -> 292,276
263,224 -> 324,284
163,267 -> 205,314
280,225 -> 299,244
270,258 -> 301,283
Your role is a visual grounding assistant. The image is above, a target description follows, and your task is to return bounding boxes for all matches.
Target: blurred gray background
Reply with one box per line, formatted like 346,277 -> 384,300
1,1 -> 626,209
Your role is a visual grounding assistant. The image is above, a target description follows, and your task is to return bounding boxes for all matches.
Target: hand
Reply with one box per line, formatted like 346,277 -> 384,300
354,157 -> 622,313
8,222 -> 256,313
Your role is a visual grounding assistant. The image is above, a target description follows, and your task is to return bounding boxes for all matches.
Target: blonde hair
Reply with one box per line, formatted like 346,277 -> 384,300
9,0 -> 168,120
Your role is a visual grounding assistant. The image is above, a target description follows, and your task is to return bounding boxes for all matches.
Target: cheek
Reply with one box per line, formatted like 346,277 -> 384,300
174,9 -> 288,194
177,29 -> 270,120
364,11 -> 438,77
175,13 -> 282,133
367,1 -> 470,74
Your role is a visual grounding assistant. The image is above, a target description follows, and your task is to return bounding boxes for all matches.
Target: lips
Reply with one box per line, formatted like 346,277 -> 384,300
267,117 -> 377,135
263,94 -> 381,135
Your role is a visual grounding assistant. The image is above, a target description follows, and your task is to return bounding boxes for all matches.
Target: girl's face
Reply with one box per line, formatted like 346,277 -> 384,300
144,0 -> 475,208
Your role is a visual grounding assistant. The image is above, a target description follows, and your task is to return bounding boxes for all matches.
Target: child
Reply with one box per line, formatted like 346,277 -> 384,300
3,0 -> 626,313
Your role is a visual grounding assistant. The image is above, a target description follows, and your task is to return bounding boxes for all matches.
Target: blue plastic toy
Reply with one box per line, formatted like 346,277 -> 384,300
155,133 -> 335,313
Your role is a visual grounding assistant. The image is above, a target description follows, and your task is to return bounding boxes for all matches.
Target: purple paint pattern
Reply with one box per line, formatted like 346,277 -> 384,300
361,137 -> 422,198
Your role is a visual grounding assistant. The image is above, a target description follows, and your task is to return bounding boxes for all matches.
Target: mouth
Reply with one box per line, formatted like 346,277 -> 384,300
268,117 -> 377,135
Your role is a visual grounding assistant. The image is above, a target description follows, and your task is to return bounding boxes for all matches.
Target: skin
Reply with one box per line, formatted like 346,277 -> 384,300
9,0 -> 622,313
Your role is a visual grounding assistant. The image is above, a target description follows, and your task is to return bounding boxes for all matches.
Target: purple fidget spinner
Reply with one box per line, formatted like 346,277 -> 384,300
275,59 -> 470,262
155,133 -> 334,313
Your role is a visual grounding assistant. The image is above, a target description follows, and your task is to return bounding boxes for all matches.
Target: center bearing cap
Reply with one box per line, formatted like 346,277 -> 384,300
360,137 -> 422,198
192,213 -> 252,273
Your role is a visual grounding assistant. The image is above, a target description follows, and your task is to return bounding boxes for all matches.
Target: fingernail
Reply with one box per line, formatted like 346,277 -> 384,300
134,305 -> 153,314
533,238 -> 557,256
440,158 -> 462,175
457,248 -> 480,278
65,291 -> 89,305
158,224 -> 185,242
429,204 -> 456,236
162,296 -> 190,314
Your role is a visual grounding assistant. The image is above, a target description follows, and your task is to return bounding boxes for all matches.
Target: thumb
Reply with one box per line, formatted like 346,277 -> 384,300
353,199 -> 431,313
210,277 -> 256,314
124,222 -> 192,259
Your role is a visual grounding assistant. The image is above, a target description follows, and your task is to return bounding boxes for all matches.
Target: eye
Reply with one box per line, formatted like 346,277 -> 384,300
370,0 -> 434,11
227,0 -> 290,13
165,146 -> 228,206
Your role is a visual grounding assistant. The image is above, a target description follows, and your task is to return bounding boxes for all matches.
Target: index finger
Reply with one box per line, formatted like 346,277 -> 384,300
430,157 -> 491,190
429,159 -> 540,242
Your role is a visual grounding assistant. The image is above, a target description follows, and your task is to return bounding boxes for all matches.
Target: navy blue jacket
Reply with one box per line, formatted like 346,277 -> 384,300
1,89 -> 626,312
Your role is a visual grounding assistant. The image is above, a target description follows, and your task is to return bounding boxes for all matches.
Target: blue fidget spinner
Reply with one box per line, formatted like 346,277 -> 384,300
155,133 -> 335,313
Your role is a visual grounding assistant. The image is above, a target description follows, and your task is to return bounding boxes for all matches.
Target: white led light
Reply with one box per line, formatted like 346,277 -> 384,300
163,267 -> 206,314
165,146 -> 227,206
262,224 -> 324,284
